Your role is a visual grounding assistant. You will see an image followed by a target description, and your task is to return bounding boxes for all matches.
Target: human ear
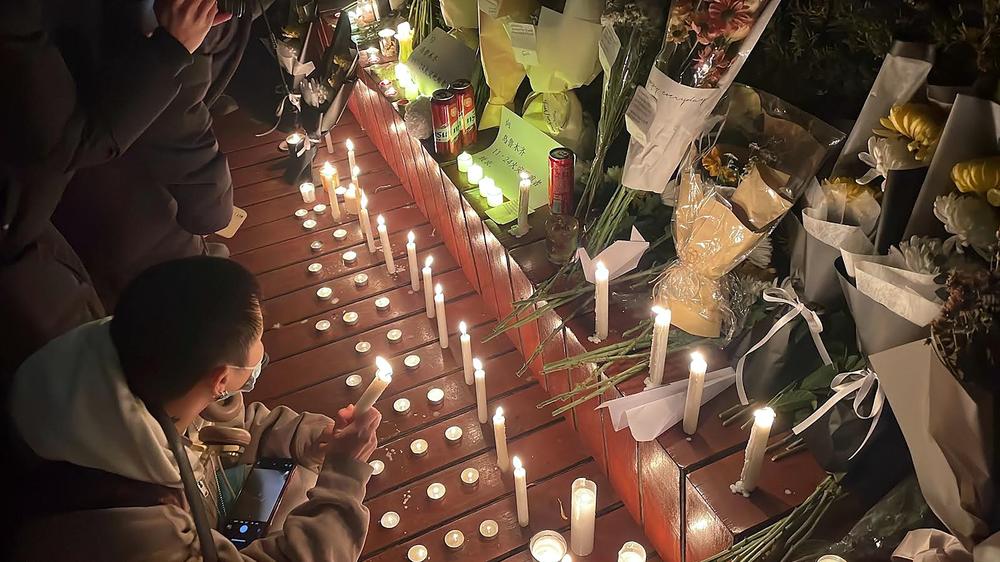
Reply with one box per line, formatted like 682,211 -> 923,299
209,366 -> 229,397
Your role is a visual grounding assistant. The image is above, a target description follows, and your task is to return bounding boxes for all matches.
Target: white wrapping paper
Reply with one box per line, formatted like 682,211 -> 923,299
524,2 -> 603,93
854,261 -> 941,327
599,367 -> 736,442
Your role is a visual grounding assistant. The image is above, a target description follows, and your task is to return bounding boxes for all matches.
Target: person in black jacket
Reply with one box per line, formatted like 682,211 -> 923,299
52,1 -> 266,310
0,0 -> 227,379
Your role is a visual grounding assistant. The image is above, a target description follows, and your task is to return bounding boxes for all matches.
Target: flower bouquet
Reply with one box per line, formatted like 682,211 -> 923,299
620,0 -> 781,194
654,84 -> 844,338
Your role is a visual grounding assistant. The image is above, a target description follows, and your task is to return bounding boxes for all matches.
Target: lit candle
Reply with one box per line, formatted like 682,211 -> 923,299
467,163 -> 483,186
396,22 -> 413,62
395,62 -> 411,84
422,256 -> 435,318
570,478 -> 597,556
736,407 -> 775,496
359,191 -> 376,253
683,352 -> 707,435
513,456 -> 529,527
345,182 -> 359,215
459,321 -> 473,385
346,138 -> 357,171
493,407 -> 510,472
434,284 -> 448,348
376,215 -> 395,274
648,307 -> 671,386
406,232 -> 419,290
617,542 -> 647,562
473,358 -> 487,424
320,162 -> 342,221
480,177 -> 503,207
444,530 -> 465,550
299,181 -> 316,204
516,174 -> 531,234
355,356 -> 392,414
594,262 -> 609,340
457,152 -> 473,173
286,132 -> 304,162
530,531 -> 568,562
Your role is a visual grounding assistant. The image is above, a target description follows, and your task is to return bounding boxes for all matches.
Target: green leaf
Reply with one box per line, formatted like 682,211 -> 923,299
800,363 -> 838,391
770,389 -> 818,412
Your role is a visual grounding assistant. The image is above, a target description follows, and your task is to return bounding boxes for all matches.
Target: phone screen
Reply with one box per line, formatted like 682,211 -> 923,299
230,465 -> 292,522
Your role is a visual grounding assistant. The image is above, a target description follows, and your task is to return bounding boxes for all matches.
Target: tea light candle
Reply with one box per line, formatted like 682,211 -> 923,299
353,273 -> 368,287
355,341 -> 371,354
816,557 -> 847,562
369,459 -> 384,475
286,132 -> 304,161
529,531 -> 567,562
473,358 -> 487,423
316,286 -> 333,299
459,321 -> 474,385
302,219 -> 318,230
404,354 -> 421,369
346,374 -> 363,387
396,22 -> 413,62
570,478 -> 597,556
481,177 -> 503,207
386,328 -> 403,342
734,407 -> 775,496
479,519 -> 499,540
346,138 -> 357,171
683,351 -> 707,435
516,174 -> 531,235
460,467 -> 479,485
343,250 -> 358,265
313,204 -> 327,214
426,482 -> 446,500
393,398 -> 410,413
315,319 -> 331,332
410,438 -> 428,456
434,284 -> 448,348
333,228 -> 348,240
406,232 -> 419,290
375,297 -> 391,311
359,192 -> 376,253
444,530 -> 464,550
422,256 -> 435,318
355,356 -> 392,414
376,215 -> 395,274
342,311 -> 359,325
444,425 -> 463,442
426,387 -> 445,406
594,262 -> 609,340
407,545 -> 428,562
467,163 -> 483,186
299,181 -> 316,203
648,307 -> 671,386
307,262 -> 323,274
457,152 -> 473,173
513,456 -> 529,527
617,541 -> 647,562
380,511 -> 400,529
310,240 -> 323,252
493,407 -> 510,472
295,208 -> 309,219
344,183 -> 358,215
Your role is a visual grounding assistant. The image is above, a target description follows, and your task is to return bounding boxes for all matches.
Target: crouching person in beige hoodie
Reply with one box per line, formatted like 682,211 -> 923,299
9,256 -> 381,561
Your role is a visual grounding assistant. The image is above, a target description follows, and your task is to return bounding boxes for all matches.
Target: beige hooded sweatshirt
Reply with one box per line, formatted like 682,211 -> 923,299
10,319 -> 372,561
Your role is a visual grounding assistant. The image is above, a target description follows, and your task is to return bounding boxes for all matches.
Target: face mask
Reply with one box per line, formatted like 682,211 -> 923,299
218,353 -> 267,402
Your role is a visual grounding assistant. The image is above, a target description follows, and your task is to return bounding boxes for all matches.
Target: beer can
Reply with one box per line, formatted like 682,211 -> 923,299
450,79 -> 477,148
548,147 -> 575,215
431,89 -> 461,158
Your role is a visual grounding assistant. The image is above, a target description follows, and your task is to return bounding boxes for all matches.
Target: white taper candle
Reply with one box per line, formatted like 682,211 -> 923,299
683,352 -> 707,435
434,284 -> 448,348
459,321 -> 473,385
513,456 -> 529,527
376,215 -> 395,274
649,307 -> 671,386
493,407 -> 510,471
406,232 -> 419,290
473,358 -> 487,424
359,191 -> 376,252
346,138 -> 357,171
422,256 -> 434,318
355,356 -> 392,414
594,262 -> 609,340
345,182 -> 359,215
738,407 -> 775,494
517,175 -> 531,234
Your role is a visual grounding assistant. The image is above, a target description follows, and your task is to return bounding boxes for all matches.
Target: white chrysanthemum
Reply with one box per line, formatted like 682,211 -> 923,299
895,235 -> 943,274
933,193 -> 1000,258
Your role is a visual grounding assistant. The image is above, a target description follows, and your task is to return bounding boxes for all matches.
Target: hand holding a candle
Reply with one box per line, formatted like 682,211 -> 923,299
324,404 -> 382,463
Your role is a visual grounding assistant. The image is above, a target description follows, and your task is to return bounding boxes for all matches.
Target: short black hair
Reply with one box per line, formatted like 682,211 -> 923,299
111,256 -> 263,406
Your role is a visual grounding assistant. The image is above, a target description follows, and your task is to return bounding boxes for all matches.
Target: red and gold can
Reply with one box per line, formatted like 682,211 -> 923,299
548,147 -> 575,215
450,79 -> 477,148
431,89 -> 461,158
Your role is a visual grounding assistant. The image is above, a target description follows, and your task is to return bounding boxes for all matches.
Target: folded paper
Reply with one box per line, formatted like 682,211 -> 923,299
407,28 -> 477,96
576,226 -> 648,283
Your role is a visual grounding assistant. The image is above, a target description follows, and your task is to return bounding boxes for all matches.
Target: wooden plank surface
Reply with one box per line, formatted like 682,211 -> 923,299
217,90 -> 655,561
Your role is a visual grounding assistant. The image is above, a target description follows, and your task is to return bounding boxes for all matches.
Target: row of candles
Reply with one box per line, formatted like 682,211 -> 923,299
456,152 -> 532,235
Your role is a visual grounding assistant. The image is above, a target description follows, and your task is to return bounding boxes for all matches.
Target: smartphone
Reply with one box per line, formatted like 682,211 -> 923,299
222,458 -> 296,548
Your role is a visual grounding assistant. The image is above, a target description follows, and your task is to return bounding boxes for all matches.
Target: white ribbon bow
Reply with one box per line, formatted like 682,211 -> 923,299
735,282 -> 833,405
792,367 -> 885,460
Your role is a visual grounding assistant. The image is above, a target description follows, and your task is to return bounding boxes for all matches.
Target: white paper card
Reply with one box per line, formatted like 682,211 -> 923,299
625,86 -> 657,145
406,28 -> 477,95
598,24 -> 620,74
508,23 -> 538,67
215,207 -> 247,239
576,226 -> 648,283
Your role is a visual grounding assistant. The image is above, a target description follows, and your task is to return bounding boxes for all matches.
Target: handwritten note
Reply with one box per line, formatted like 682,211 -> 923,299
407,28 -> 477,96
472,107 -> 561,224
598,25 -> 620,74
625,86 -> 657,144
508,23 -> 539,67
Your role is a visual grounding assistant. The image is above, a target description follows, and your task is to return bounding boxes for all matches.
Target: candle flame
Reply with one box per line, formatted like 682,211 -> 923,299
561,556 -> 573,562
519,170 -> 530,181
345,138 -> 354,151
361,192 -> 368,208
377,214 -> 385,226
397,22 -> 411,35
434,284 -> 443,295
473,357 -> 483,371
408,231 -> 415,243
459,320 -> 467,335
321,161 -> 335,175
690,351 -> 707,373
494,406 -> 504,420
287,132 -> 303,144
595,261 -> 608,275
353,165 -> 361,177
375,356 -> 393,379
512,456 -> 522,470
753,407 -> 776,427
424,255 -> 433,268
